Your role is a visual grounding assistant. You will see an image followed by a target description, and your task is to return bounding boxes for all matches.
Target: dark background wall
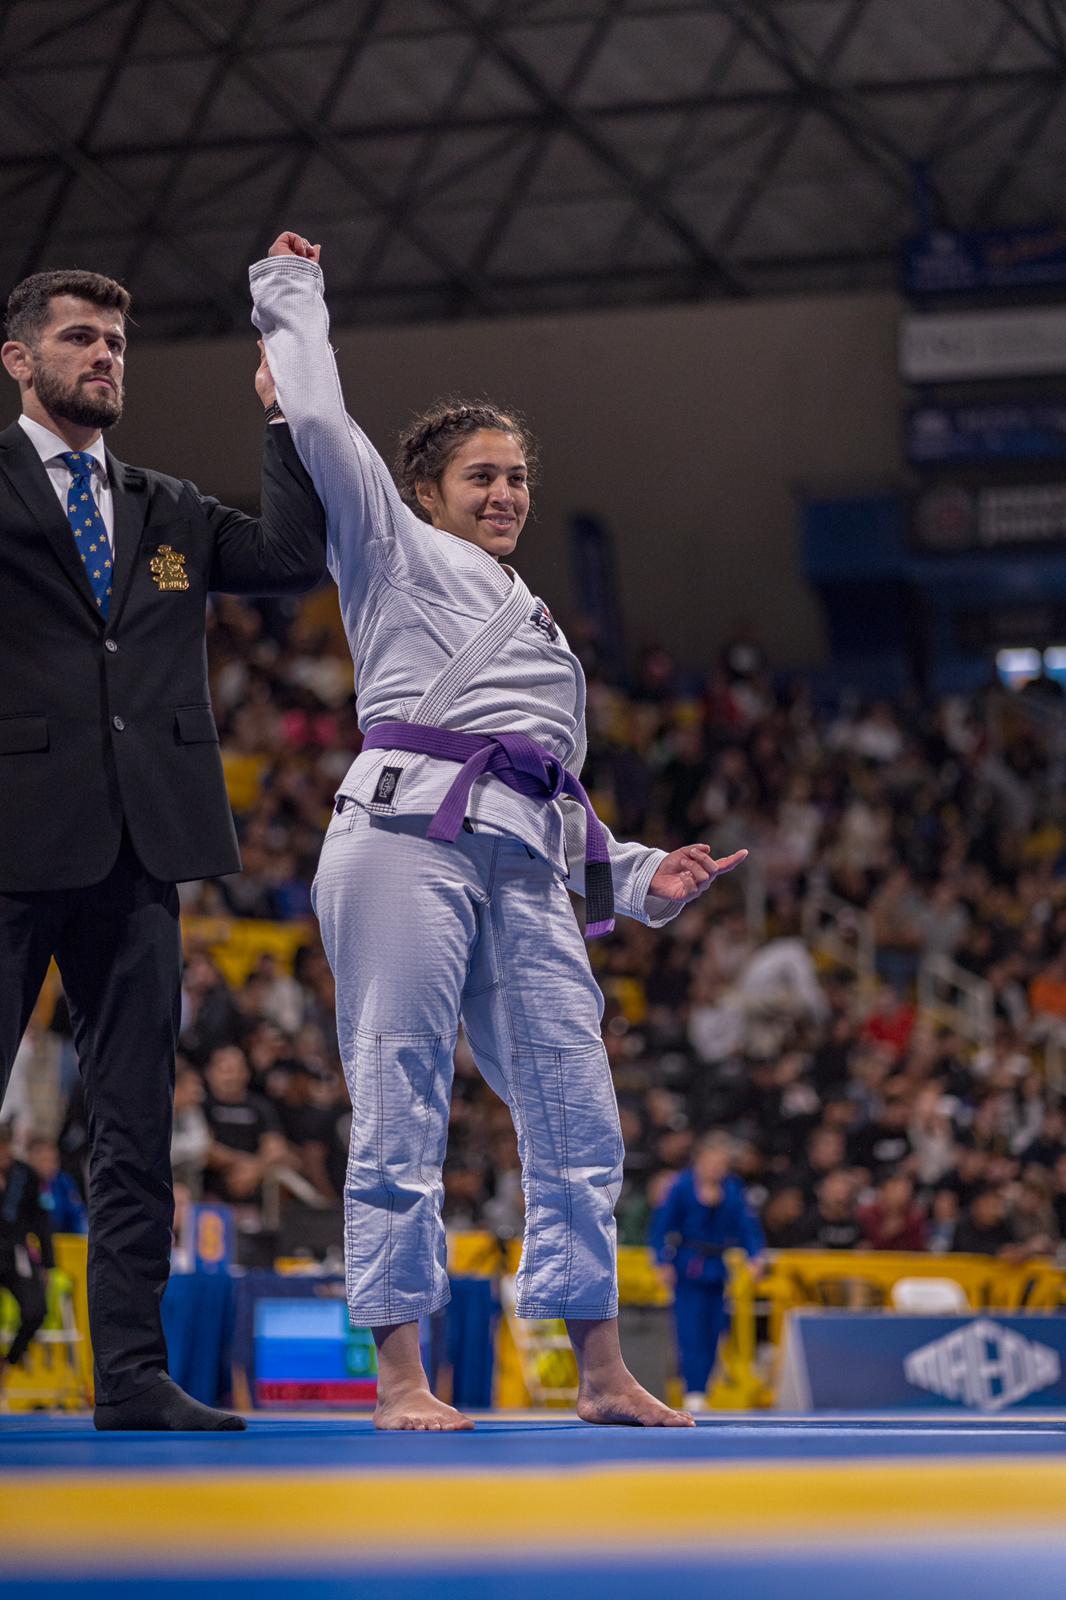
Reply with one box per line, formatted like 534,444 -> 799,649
2,286 -> 905,670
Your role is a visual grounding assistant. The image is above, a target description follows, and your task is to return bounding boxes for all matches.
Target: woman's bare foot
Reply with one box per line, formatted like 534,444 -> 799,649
370,1318 -> 473,1431
576,1376 -> 694,1427
567,1313 -> 695,1428
374,1386 -> 474,1431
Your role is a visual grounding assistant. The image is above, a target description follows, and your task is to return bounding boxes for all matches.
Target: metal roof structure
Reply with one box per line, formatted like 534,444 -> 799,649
3,0 -> 1066,337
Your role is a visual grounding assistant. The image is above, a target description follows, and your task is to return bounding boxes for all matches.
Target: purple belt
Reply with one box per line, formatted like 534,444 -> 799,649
361,721 -> 614,937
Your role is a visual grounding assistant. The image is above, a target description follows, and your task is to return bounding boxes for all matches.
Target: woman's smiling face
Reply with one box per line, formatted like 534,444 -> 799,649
416,428 -> 530,558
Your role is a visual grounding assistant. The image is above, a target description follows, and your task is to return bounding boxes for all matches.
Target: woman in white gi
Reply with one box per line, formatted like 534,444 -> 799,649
252,231 -> 747,1429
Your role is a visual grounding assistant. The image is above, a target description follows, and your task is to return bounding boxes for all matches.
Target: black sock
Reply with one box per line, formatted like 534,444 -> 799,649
94,1374 -> 246,1432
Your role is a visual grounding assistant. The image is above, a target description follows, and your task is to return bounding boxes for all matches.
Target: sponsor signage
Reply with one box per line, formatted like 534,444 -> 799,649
778,1312 -> 1066,1412
906,404 -> 1066,465
900,307 -> 1066,382
903,224 -> 1066,295
903,1318 -> 1060,1412
914,483 -> 1066,552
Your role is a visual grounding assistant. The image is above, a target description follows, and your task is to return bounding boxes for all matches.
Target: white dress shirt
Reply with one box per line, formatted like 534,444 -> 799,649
18,413 -> 115,547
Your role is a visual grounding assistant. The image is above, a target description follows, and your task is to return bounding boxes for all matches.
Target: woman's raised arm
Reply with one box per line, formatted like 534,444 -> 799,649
249,234 -> 410,586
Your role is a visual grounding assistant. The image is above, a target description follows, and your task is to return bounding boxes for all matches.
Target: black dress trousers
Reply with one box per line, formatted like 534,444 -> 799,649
0,832 -> 181,1403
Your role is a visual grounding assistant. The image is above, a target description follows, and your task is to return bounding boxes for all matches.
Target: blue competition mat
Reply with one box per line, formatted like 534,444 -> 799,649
4,1411 -> 1066,1471
7,1410 -> 1066,1598
8,1545 -> 1066,1600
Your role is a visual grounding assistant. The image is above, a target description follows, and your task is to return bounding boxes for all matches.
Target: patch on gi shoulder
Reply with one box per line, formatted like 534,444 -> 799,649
530,597 -> 559,641
373,766 -> 402,806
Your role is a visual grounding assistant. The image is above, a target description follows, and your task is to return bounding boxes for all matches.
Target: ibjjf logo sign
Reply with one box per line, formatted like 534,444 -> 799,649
904,1319 -> 1061,1412
778,1312 -> 1066,1411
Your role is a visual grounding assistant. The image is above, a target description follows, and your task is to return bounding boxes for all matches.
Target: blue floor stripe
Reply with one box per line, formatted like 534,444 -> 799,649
9,1545 -> 1066,1600
4,1413 -> 1066,1472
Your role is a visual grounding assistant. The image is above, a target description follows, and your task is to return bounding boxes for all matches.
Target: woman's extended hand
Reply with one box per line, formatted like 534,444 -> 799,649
648,843 -> 749,904
268,231 -> 321,261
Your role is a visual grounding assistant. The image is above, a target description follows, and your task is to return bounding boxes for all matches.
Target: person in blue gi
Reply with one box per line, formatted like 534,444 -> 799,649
651,1132 -> 765,1410
251,231 -> 749,1431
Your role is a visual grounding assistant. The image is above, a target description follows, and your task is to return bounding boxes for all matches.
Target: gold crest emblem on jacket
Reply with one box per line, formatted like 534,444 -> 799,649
149,545 -> 190,592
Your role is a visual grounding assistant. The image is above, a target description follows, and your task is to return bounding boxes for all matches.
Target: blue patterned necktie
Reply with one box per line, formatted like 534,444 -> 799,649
60,450 -> 112,617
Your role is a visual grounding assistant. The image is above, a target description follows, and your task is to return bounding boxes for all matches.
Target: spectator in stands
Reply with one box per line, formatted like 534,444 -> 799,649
25,1136 -> 86,1234
171,1066 -> 210,1199
1017,1102 -> 1066,1169
797,1171 -> 863,1250
1051,1152 -> 1066,1242
760,1185 -> 807,1249
927,1188 -> 960,1254
651,1132 -> 764,1411
849,1082 -> 914,1181
908,1087 -> 957,1188
953,1187 -> 1017,1258
858,1173 -> 927,1252
859,986 -> 916,1062
1009,1170 -> 1059,1258
267,1061 -> 339,1204
1029,950 -> 1066,1024
787,1125 -> 847,1193
202,1046 -> 289,1219
179,951 -> 242,1066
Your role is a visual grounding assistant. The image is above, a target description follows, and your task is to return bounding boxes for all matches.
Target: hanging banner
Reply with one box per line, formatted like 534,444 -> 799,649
906,404 -> 1066,465
903,224 -> 1066,295
980,484 -> 1066,545
900,307 -> 1066,382
913,483 -> 1066,552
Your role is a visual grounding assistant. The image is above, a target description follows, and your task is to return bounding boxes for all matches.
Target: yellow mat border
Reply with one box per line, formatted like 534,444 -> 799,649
5,1458 -> 1066,1564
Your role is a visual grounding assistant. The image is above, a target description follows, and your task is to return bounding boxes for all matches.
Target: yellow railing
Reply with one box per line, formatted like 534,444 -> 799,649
0,1235 -> 92,1411
710,1248 -> 1066,1409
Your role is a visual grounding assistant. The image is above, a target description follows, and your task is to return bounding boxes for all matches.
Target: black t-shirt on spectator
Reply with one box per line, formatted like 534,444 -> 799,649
849,1124 -> 912,1178
763,1215 -> 810,1249
953,1217 -> 1014,1255
797,1209 -> 864,1250
938,1169 -> 987,1210
1020,1137 -> 1064,1170
275,1101 -> 334,1150
204,1092 -> 281,1154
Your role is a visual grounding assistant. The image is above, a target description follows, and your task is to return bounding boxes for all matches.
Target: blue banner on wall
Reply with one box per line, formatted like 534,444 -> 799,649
903,224 -> 1066,295
907,404 -> 1066,466
779,1312 -> 1066,1412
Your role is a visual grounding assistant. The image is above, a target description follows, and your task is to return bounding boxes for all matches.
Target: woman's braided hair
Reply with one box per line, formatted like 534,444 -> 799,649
396,398 -> 538,522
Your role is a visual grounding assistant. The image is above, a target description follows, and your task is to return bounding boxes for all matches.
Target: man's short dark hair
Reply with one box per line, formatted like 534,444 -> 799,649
4,269 -> 131,346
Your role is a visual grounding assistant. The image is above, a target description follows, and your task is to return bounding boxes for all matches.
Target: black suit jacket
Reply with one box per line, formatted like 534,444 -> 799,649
0,418 -> 327,892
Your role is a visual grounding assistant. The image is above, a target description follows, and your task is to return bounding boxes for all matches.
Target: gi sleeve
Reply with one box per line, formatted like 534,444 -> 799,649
249,255 -> 415,608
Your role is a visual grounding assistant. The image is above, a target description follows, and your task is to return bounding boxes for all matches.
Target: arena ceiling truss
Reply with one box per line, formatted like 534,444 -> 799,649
2,0 -> 1066,337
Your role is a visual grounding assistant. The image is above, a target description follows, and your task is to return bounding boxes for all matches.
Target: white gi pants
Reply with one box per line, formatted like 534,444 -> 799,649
312,806 -> 623,1325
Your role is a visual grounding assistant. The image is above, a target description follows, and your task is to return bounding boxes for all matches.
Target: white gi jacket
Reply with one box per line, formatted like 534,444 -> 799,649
250,255 -> 679,927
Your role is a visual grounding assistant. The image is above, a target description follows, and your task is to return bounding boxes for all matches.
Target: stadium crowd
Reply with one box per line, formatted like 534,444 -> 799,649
6,590 -> 1066,1271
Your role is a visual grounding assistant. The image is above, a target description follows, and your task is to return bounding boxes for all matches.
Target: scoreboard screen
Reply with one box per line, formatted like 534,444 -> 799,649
252,1297 -> 378,1407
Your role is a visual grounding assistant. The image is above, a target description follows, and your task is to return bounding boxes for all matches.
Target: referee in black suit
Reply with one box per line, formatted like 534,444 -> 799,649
0,265 -> 327,1430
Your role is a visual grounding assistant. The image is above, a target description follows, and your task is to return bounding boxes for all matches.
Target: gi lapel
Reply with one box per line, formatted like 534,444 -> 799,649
105,453 -> 148,624
0,421 -> 104,625
414,569 -> 535,726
